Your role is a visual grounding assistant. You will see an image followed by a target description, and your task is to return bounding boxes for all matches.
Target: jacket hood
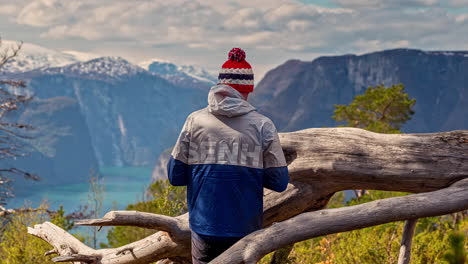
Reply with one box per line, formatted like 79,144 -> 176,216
208,84 -> 256,117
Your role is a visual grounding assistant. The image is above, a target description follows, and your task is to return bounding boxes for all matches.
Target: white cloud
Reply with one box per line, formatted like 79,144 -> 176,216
1,0 -> 468,79
0,4 -> 18,14
447,0 -> 468,7
456,13 -> 468,22
16,0 -> 85,27
233,31 -> 275,45
287,19 -> 313,32
332,0 -> 468,8
332,0 -> 438,8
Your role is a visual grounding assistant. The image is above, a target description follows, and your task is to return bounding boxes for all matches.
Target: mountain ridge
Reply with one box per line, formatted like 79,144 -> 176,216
250,48 -> 468,133
1,40 -> 216,86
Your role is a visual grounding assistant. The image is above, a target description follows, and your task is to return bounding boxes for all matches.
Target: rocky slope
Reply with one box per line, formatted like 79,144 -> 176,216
1,96 -> 98,194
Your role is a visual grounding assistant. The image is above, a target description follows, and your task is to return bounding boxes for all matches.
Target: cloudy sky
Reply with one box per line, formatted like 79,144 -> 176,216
1,0 -> 468,78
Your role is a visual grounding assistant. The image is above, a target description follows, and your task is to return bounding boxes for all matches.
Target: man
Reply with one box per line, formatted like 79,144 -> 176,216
167,48 -> 289,263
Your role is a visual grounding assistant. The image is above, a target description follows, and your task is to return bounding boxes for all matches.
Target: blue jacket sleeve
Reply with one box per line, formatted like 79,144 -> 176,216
262,120 -> 289,192
167,156 -> 189,186
263,166 -> 289,192
167,115 -> 192,186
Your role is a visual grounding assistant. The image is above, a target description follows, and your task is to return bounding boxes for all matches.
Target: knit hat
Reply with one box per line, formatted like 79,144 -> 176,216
217,48 -> 254,93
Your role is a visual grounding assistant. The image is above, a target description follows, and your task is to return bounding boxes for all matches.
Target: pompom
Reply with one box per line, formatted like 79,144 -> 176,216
228,48 -> 246,62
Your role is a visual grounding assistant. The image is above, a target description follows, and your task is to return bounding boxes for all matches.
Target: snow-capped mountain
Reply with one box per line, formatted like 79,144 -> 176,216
1,40 -> 217,87
179,64 -> 218,84
139,59 -> 217,89
43,56 -> 147,80
0,40 -> 100,73
0,40 -> 79,72
62,50 -> 100,62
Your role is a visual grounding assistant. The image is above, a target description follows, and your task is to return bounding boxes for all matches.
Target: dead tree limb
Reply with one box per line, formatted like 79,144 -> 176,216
27,128 -> 468,263
0,205 -> 55,217
398,219 -> 418,264
211,178 -> 468,263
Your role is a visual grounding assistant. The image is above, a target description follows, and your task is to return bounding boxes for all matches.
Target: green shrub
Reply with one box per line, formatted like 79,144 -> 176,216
104,179 -> 187,248
0,201 -> 82,264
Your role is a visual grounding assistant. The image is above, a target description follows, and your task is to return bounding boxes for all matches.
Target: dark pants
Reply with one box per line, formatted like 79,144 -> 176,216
191,231 -> 243,264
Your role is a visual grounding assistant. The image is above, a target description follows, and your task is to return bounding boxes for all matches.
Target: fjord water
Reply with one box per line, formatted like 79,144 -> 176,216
9,166 -> 153,244
9,166 -> 153,213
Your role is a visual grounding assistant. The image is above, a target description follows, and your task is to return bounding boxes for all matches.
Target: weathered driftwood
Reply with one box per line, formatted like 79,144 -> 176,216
27,127 -> 468,264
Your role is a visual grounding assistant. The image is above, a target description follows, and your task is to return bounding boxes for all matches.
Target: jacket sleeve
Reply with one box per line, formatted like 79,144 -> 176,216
167,115 -> 192,186
262,120 -> 289,192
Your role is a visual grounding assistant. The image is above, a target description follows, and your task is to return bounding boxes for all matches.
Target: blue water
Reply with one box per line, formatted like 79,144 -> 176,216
9,167 -> 153,212
8,166 -> 154,248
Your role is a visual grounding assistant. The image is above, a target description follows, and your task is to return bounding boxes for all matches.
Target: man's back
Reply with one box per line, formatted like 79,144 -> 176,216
167,48 -> 288,263
168,84 -> 289,237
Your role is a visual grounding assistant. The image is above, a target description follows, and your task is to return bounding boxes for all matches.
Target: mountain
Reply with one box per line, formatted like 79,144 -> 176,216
1,96 -> 98,192
178,64 -> 218,84
250,48 -> 468,133
3,56 -> 209,168
1,40 -> 216,169
149,148 -> 171,183
62,50 -> 100,62
42,56 -> 147,81
140,59 -> 217,89
0,41 -> 220,205
0,40 -> 99,73
1,40 -> 216,87
0,56 -> 210,200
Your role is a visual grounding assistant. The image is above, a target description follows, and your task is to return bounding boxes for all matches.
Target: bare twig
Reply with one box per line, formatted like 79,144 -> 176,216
0,37 -> 37,205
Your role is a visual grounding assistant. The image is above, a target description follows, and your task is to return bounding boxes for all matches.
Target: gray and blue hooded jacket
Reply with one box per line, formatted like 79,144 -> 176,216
167,84 -> 289,237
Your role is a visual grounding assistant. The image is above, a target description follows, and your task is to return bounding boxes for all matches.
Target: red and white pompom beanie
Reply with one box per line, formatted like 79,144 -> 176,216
218,48 -> 254,93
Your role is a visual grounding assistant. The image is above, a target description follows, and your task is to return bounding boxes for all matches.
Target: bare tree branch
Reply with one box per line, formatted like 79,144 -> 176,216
0,38 -> 23,70
0,37 -> 37,205
0,205 -> 55,217
76,210 -> 190,239
211,178 -> 468,263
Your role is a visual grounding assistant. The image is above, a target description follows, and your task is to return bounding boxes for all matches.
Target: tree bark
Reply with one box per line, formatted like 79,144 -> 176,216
26,127 -> 468,264
397,219 -> 418,264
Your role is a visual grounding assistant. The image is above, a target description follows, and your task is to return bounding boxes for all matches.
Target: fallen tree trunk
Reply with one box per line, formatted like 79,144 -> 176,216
211,178 -> 468,263
27,127 -> 468,264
